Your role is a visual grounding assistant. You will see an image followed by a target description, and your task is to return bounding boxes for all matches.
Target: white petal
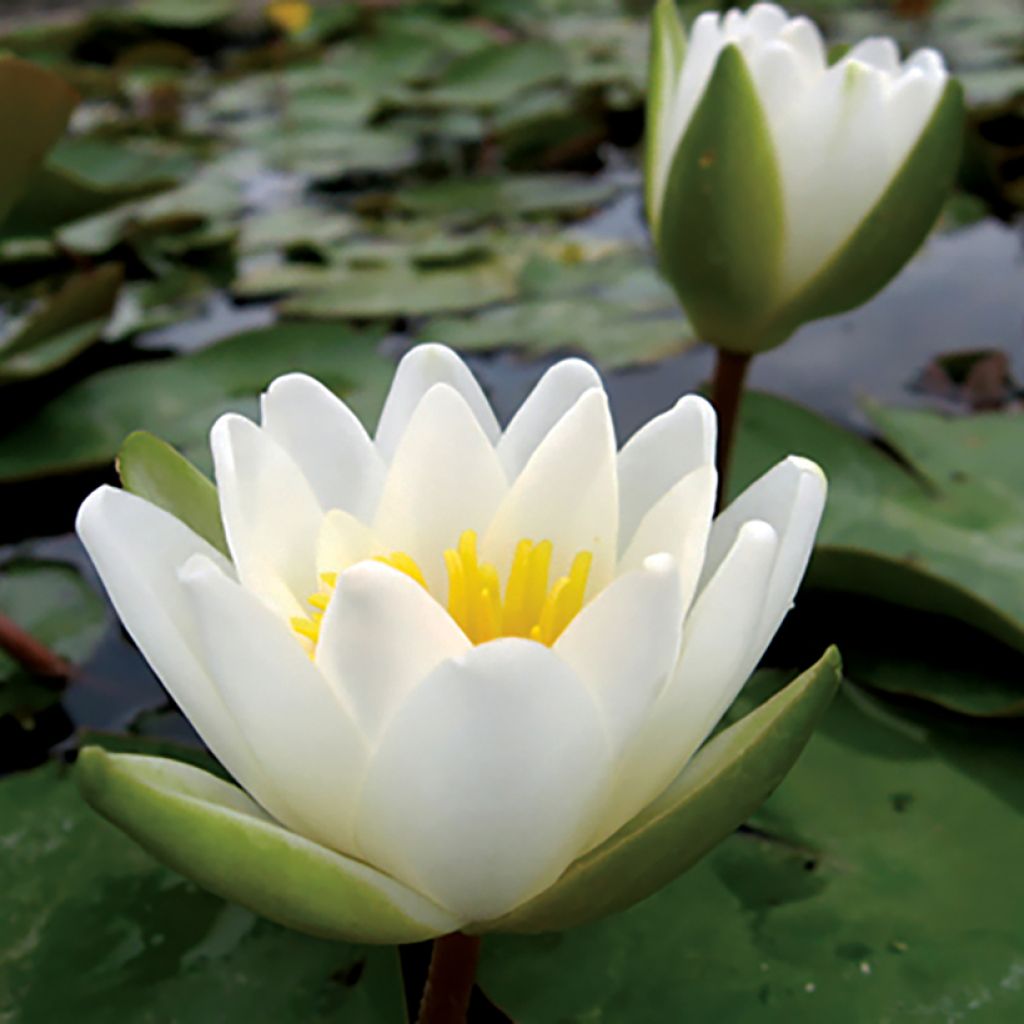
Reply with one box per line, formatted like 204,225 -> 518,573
356,639 -> 611,922
316,508 -> 376,578
752,40 -> 809,116
211,413 -> 323,621
618,463 -> 716,619
906,47 -> 946,81
316,561 -> 471,741
778,16 -> 826,76
554,554 -> 683,753
590,520 -> 779,845
371,384 -> 507,593
616,393 -> 716,552
180,555 -> 369,854
483,389 -> 618,591
846,36 -> 901,74
76,487 -> 275,802
887,67 -> 944,156
260,373 -> 385,522
374,345 -> 500,463
702,455 -> 826,657
497,359 -> 602,480
668,11 -> 725,153
746,3 -> 788,39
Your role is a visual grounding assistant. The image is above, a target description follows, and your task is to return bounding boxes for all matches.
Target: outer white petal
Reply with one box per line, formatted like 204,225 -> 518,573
887,67 -> 944,156
261,373 -> 385,522
618,463 -> 716,619
75,487 -> 280,807
356,639 -> 611,922
316,561 -> 471,742
211,413 -> 322,621
589,520 -> 780,846
846,36 -> 900,74
701,455 -> 826,658
616,393 -> 716,552
482,389 -> 618,591
496,358 -> 602,480
668,11 -> 723,153
180,555 -> 369,855
374,345 -> 500,463
745,3 -> 787,39
778,16 -> 826,76
372,384 -> 507,593
554,554 -> 683,754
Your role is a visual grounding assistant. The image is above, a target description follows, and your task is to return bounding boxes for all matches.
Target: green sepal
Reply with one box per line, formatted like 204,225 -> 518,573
76,747 -> 461,944
118,430 -> 229,556
486,647 -> 841,934
644,0 -> 686,239
0,57 -> 78,228
656,44 -> 785,351
767,78 -> 965,342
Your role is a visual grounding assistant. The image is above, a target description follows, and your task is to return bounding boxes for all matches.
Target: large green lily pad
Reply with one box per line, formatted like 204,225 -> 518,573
730,393 -> 1024,656
481,674 -> 1024,1021
0,758 -> 407,1023
0,264 -> 123,381
0,58 -> 78,229
0,323 -> 391,483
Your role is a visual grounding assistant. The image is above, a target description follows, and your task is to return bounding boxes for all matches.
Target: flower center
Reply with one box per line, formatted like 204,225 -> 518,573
292,529 -> 592,651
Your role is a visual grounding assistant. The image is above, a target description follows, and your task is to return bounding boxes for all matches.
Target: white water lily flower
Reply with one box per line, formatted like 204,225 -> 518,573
647,1 -> 962,353
76,344 -> 828,933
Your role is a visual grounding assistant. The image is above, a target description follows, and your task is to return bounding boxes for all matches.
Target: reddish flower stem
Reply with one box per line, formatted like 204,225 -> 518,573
710,348 -> 753,512
416,933 -> 482,1024
0,612 -> 69,681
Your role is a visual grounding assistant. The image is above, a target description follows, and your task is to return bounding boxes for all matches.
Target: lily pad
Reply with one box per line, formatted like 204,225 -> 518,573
730,393 -> 1024,655
0,758 -> 407,1022
420,300 -> 691,369
0,323 -> 391,483
481,675 -> 1024,1021
280,262 -> 520,320
413,39 -> 565,110
0,263 -> 123,381
0,58 -> 78,229
2,136 -> 191,240
0,559 -> 107,722
393,174 -> 617,225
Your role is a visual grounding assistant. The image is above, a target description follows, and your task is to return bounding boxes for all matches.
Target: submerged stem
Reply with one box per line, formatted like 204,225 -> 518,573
710,348 -> 753,512
416,933 -> 481,1024
0,612 -> 69,681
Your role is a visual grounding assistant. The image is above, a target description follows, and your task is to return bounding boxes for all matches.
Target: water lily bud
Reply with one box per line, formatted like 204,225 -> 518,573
75,345 -> 838,941
647,1 -> 963,353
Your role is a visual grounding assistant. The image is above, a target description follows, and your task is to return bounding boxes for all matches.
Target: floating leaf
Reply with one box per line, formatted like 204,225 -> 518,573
421,299 -> 692,369
0,58 -> 78,228
0,323 -> 391,483
0,759 -> 407,1022
393,174 -> 617,224
2,136 -> 191,240
0,559 -> 106,721
0,264 -> 123,381
731,394 -> 1024,654
280,262 -> 519,319
413,40 -> 565,109
482,676 -> 1024,1021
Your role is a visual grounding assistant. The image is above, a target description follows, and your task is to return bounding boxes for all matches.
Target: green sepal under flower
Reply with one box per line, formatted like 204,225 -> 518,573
656,44 -> 787,352
76,747 -> 461,944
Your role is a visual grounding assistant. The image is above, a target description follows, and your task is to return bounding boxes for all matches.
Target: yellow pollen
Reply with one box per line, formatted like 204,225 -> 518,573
291,529 -> 593,651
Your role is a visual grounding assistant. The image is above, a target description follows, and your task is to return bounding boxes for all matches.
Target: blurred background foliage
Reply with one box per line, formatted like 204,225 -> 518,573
0,0 -> 1021,1020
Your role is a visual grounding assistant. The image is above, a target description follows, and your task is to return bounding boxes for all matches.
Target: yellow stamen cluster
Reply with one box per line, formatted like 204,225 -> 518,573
291,530 -> 592,651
